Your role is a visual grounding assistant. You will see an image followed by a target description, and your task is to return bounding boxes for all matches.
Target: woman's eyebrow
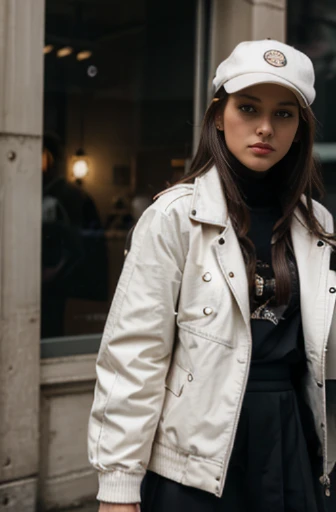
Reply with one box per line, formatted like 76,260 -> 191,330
236,94 -> 298,108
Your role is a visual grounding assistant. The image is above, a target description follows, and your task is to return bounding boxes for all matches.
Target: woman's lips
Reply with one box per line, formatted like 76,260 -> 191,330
248,143 -> 275,155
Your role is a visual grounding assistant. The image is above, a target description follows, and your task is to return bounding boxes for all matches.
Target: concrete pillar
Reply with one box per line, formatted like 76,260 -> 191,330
0,1 -> 45,511
207,0 -> 287,100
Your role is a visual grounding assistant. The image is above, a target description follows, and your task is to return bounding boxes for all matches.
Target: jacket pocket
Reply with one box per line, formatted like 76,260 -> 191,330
165,362 -> 190,397
177,321 -> 234,348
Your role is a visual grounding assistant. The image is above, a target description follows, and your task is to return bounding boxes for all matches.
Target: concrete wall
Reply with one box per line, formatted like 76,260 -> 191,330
0,1 -> 45,511
38,356 -> 97,510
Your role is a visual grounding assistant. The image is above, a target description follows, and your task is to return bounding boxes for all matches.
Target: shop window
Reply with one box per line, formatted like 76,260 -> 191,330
287,1 -> 336,217
42,0 -> 196,356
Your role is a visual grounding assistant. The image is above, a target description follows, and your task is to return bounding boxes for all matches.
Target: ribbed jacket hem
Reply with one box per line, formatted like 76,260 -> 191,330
97,471 -> 144,504
148,440 -> 223,496
148,441 -> 189,480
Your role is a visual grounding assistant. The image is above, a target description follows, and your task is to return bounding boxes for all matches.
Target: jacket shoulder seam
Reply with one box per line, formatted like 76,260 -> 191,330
153,186 -> 193,217
162,191 -> 193,214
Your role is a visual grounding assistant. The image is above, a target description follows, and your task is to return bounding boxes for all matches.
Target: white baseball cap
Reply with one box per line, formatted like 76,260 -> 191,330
213,39 -> 315,107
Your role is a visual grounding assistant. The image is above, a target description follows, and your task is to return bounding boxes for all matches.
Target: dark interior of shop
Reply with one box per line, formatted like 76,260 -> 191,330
42,0 -> 195,339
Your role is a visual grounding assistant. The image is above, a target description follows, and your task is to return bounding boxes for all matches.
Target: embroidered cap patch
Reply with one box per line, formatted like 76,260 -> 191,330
264,49 -> 287,67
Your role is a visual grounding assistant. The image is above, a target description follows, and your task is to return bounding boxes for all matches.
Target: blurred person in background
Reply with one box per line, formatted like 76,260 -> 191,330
42,133 -> 108,338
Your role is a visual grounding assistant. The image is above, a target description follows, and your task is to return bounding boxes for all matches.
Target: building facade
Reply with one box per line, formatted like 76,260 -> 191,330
1,1 -> 335,511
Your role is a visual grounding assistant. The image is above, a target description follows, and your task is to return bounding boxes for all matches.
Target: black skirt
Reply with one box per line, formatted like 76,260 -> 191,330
141,363 -> 329,512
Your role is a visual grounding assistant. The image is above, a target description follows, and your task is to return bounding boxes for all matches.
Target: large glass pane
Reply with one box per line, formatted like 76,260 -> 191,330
287,1 -> 336,217
287,2 -> 336,495
42,0 -> 195,355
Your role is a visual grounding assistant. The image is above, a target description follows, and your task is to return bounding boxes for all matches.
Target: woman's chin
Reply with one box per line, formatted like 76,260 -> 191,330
241,157 -> 275,173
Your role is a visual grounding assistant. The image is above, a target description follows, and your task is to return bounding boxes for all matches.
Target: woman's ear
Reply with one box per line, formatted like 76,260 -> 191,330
215,117 -> 224,131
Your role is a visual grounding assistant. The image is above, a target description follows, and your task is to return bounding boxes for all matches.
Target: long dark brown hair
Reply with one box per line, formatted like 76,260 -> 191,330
177,88 -> 336,305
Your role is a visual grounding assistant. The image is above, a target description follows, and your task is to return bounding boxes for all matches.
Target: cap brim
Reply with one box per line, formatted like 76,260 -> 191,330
223,73 -> 308,107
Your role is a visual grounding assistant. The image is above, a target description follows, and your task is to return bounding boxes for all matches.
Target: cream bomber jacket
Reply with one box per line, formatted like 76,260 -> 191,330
88,166 -> 336,503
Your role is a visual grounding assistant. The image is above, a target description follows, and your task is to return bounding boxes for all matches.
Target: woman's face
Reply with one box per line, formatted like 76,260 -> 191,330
218,83 -> 300,172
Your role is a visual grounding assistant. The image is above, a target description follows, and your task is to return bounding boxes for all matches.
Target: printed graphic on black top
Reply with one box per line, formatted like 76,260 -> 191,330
250,257 -> 300,325
251,260 -> 287,325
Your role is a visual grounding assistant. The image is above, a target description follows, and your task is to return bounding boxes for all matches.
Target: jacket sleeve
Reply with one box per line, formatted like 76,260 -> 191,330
88,203 -> 185,504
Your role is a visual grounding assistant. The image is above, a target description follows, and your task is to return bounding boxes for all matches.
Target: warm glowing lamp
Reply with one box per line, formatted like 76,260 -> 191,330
73,159 -> 89,178
77,50 -> 93,61
44,44 -> 54,54
71,149 -> 90,183
57,46 -> 73,58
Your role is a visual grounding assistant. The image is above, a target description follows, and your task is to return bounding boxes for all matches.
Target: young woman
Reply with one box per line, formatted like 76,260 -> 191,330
88,39 -> 336,512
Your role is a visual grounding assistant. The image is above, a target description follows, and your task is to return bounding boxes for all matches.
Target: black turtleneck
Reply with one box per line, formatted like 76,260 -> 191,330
233,163 -> 304,366
234,163 -> 280,209
235,165 -> 282,267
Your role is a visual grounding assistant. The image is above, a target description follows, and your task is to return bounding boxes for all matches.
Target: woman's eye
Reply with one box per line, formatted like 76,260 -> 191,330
276,110 -> 293,118
239,104 -> 256,113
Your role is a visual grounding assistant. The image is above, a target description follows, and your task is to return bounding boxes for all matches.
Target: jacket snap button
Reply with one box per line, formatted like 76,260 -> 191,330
317,241 -> 324,247
329,287 -> 336,294
203,307 -> 213,316
202,272 -> 212,282
317,381 -> 323,388
229,272 -> 234,278
188,374 -> 193,382
218,238 -> 225,245
191,209 -> 197,216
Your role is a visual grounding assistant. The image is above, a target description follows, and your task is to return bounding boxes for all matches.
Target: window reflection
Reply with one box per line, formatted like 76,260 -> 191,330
42,0 -> 195,341
287,1 -> 336,217
42,132 -> 108,338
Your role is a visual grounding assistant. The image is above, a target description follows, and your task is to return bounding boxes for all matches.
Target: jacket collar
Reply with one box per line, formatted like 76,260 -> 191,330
189,165 -> 309,231
189,166 -> 228,227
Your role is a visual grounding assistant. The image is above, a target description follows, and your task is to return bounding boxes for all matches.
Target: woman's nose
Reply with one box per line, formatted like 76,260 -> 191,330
256,117 -> 274,137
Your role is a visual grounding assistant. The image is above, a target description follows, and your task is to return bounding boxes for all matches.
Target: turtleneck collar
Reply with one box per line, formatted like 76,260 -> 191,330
230,155 -> 282,209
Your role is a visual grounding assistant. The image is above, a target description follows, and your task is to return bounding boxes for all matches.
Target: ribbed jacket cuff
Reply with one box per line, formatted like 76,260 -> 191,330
97,471 -> 144,504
